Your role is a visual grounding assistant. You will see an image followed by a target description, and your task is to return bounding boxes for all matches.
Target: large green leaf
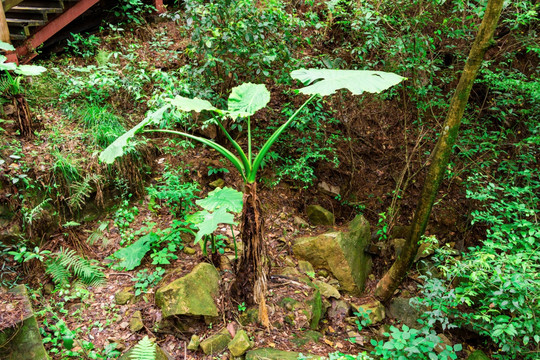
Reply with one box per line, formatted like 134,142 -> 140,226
112,233 -> 158,270
227,83 -> 270,119
196,187 -> 243,213
99,105 -> 169,164
169,95 -> 220,113
0,41 -> 15,51
0,57 -> 16,72
14,65 -> 46,76
291,69 -> 405,96
191,208 -> 237,244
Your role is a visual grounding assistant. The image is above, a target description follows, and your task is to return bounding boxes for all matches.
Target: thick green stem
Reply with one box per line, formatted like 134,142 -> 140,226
374,0 -> 504,302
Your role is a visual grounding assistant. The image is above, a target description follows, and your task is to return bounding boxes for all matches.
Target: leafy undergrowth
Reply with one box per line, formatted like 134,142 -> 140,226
0,0 -> 538,359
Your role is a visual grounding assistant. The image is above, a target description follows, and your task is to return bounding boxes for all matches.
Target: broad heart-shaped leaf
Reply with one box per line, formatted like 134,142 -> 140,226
291,69 -> 405,96
14,65 -> 46,76
169,95 -> 221,113
0,56 -> 16,72
196,187 -> 243,213
227,83 -> 270,119
191,208 -> 237,244
112,233 -> 159,270
0,41 -> 15,51
99,104 -> 169,164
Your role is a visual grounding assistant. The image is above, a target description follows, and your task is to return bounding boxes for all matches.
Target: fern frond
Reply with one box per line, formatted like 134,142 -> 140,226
86,221 -> 109,245
68,174 -> 101,211
45,259 -> 70,286
130,336 -> 156,360
55,248 -> 105,287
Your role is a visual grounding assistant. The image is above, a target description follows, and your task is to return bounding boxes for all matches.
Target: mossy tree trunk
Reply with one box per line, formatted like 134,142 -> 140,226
232,182 -> 270,326
374,0 -> 505,302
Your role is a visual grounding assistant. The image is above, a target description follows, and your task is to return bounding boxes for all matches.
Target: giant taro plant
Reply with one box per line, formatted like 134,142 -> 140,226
100,69 -> 405,325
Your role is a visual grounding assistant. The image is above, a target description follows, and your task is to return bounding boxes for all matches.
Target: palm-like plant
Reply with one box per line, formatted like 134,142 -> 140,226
100,69 -> 404,324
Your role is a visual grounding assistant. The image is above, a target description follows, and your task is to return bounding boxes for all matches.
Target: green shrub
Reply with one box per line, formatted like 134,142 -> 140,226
371,325 -> 460,360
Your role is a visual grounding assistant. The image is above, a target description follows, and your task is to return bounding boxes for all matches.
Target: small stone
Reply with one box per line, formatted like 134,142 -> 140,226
435,334 -> 453,353
200,330 -> 232,355
228,329 -> 252,357
115,290 -> 134,305
306,205 -> 334,226
183,246 -> 197,255
467,350 -> 490,360
209,179 -> 225,189
318,269 -> 329,277
318,181 -> 340,197
129,311 -> 144,332
187,335 -> 200,351
313,280 -> 340,299
293,216 -> 309,228
43,283 -> 54,295
239,308 -> 259,326
354,300 -> 385,324
298,260 -> 315,275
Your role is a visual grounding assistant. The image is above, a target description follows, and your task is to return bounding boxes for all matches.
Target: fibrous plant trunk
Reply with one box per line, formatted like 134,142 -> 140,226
232,182 -> 269,326
14,95 -> 33,137
374,0 -> 505,302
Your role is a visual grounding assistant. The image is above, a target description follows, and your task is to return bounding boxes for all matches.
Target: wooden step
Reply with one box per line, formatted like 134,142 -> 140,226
6,18 -> 47,26
8,0 -> 65,12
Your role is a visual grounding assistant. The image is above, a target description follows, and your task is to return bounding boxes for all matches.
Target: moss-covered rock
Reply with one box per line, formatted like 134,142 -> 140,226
246,348 -> 322,359
309,290 -> 322,330
129,310 -> 144,332
306,205 -> 334,225
114,289 -> 134,305
293,215 -> 371,294
155,263 -> 220,318
228,329 -> 252,356
187,334 -> 200,351
354,300 -> 385,325
467,350 -> 491,360
200,329 -> 232,355
0,285 -> 49,360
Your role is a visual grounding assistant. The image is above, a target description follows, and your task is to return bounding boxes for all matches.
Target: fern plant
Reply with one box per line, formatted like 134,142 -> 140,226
45,248 -> 105,287
130,336 -> 156,360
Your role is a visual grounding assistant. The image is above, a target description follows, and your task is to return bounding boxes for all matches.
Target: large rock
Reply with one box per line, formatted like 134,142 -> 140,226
246,348 -> 321,359
388,297 -> 423,329
0,285 -> 49,360
293,215 -> 371,294
155,263 -> 220,318
306,205 -> 334,226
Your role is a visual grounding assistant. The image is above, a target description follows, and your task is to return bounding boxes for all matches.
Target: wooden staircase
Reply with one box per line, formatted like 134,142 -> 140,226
1,0 -> 165,63
5,1 -> 66,42
1,0 -> 100,63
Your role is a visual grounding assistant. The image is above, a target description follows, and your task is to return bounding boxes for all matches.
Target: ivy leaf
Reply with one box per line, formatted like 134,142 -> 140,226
99,105 -> 169,164
112,233 -> 159,270
192,208 -> 237,244
169,95 -> 220,113
196,187 -> 243,213
227,83 -> 270,119
291,68 -> 405,96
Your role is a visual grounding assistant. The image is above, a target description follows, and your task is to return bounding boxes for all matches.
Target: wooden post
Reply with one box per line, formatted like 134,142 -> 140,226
0,3 -> 11,44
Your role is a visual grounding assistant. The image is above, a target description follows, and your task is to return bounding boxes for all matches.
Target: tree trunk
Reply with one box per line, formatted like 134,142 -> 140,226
14,95 -> 33,138
231,182 -> 269,326
374,0 -> 504,302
